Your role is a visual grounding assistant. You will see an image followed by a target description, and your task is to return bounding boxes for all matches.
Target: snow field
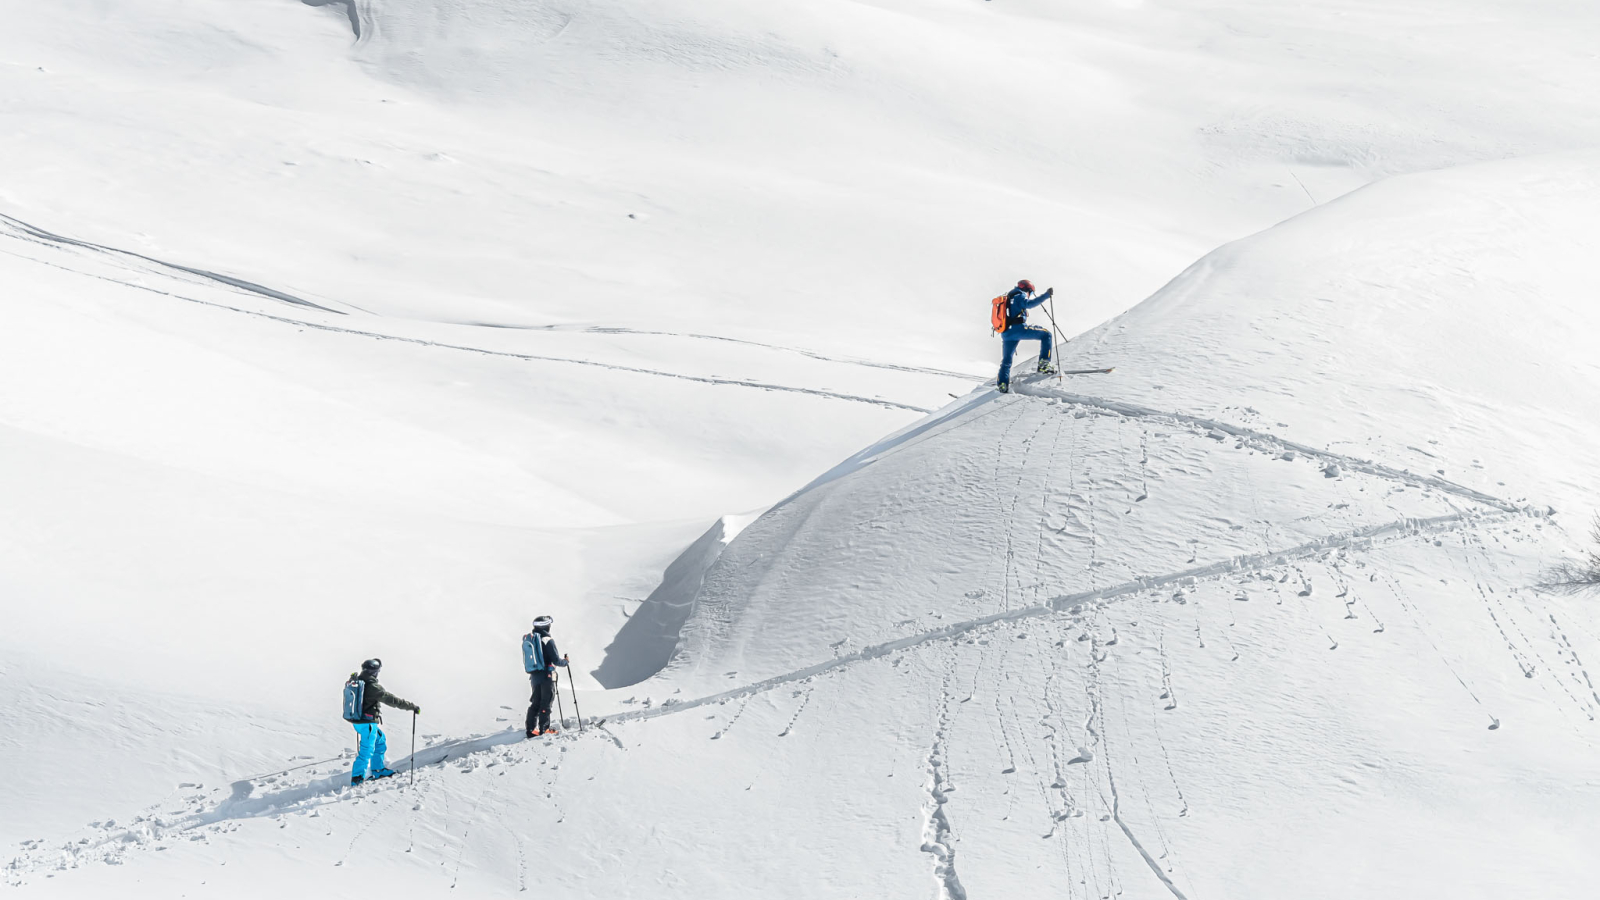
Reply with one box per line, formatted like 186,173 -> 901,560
6,0 -> 1600,896
12,513 -> 1595,898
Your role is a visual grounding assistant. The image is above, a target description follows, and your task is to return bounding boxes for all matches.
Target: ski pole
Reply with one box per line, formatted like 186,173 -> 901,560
1044,297 -> 1064,349
1044,297 -> 1067,379
410,709 -> 417,786
553,669 -> 567,731
566,657 -> 584,732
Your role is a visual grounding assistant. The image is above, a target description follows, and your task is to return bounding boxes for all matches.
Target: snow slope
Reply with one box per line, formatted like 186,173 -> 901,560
6,0 -> 1600,342
5,0 -> 1600,895
673,151 -> 1600,689
11,150 -> 1600,898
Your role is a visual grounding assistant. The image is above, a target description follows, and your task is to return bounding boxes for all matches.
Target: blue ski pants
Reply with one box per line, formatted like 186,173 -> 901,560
998,325 -> 1053,386
351,722 -> 388,779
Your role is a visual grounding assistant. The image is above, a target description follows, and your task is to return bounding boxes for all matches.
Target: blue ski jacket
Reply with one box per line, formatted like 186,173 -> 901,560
1003,286 -> 1053,328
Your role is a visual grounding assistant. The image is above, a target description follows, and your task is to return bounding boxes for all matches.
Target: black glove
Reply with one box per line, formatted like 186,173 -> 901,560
414,706 -> 422,716
1042,287 -> 1054,300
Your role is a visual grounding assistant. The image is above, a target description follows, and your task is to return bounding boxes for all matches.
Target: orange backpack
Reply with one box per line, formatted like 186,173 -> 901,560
990,294 -> 1009,333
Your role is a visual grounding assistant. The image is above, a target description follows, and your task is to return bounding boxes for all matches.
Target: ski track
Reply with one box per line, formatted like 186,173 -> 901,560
1015,382 -> 1516,514
777,687 -> 812,738
1029,414 -> 1072,608
13,503 -> 1535,880
1548,612 -> 1600,714
1,215 -> 947,412
0,213 -> 350,315
489,793 -> 527,894
588,506 -> 1531,729
708,693 -> 751,741
490,323 -> 980,381
919,672 -> 969,900
1113,659 -> 1179,880
447,770 -> 502,889
1374,569 -> 1502,730
1088,647 -> 1190,900
1,251 -> 1560,889
1037,670 -> 1081,837
333,782 -> 410,867
1002,410 -> 1056,612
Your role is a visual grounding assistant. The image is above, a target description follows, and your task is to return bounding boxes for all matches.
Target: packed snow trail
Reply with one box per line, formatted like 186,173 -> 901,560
0,212 -> 940,413
591,509 -> 1532,729
36,490 -> 1526,842
527,324 -> 981,380
1012,384 -> 1517,514
2,358 -> 1588,897
5,208 -> 979,378
0,213 -> 352,315
7,511 -> 1577,900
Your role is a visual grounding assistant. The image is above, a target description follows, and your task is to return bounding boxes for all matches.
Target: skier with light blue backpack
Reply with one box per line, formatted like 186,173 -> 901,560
341,658 -> 421,785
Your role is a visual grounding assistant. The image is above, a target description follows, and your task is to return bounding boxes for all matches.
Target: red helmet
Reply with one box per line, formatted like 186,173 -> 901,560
1017,279 -> 1035,293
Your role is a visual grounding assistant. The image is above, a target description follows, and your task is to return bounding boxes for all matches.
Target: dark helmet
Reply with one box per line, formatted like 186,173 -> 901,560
360,658 -> 382,675
1017,279 -> 1035,293
531,615 -> 553,633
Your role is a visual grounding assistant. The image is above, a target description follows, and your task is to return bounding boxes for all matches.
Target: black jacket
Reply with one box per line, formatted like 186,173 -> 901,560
357,673 -> 418,723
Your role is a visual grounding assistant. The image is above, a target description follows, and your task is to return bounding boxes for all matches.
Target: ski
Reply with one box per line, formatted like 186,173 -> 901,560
1015,367 -> 1114,383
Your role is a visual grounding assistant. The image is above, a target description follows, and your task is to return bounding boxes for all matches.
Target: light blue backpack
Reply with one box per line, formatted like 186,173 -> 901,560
522,633 -> 547,674
341,675 -> 365,722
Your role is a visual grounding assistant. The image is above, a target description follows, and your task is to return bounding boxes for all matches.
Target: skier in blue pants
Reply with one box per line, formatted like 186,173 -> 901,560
347,658 -> 420,785
353,722 -> 387,782
996,279 -> 1056,392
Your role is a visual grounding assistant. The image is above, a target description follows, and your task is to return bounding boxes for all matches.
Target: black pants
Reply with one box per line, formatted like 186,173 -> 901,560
526,674 -> 555,733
